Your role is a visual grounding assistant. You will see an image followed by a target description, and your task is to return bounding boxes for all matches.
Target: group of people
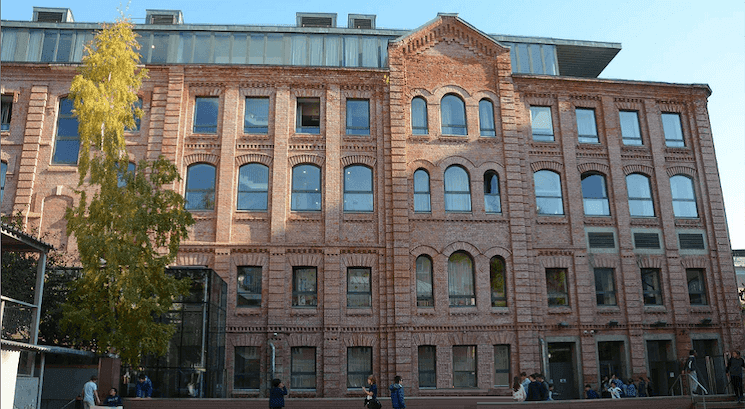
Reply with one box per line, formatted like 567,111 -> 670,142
595,374 -> 652,398
512,372 -> 554,402
269,374 -> 406,409
80,373 -> 153,408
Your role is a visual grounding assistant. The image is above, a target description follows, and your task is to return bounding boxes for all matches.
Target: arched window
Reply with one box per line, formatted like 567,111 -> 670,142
441,94 -> 467,135
483,171 -> 501,213
670,175 -> 698,218
411,97 -> 428,135
413,169 -> 431,212
416,255 -> 434,307
53,97 -> 80,164
581,173 -> 610,216
479,99 -> 496,137
238,163 -> 269,211
626,173 -> 654,217
490,256 -> 506,307
444,166 -> 471,212
533,170 -> 563,215
448,251 -> 475,306
185,163 -> 216,210
344,165 -> 373,212
292,164 -> 322,211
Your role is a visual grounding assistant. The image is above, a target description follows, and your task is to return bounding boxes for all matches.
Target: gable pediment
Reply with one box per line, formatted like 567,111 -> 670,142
392,14 -> 508,59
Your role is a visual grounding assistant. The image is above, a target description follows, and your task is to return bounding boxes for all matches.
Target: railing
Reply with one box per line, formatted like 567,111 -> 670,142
669,372 -> 708,409
0,295 -> 38,343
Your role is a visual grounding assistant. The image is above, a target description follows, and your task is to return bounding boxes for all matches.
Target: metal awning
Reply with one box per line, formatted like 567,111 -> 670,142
1,339 -> 96,357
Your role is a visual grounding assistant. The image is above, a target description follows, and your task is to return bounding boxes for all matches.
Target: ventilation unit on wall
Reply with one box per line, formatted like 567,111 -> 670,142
588,232 -> 615,249
634,232 -> 661,249
296,13 -> 337,28
679,233 -> 705,250
145,9 -> 184,25
32,7 -> 74,23
348,14 -> 376,29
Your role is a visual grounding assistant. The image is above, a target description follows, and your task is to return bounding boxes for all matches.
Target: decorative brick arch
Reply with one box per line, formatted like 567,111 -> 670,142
286,252 -> 323,267
449,331 -> 482,345
443,241 -> 481,257
473,90 -> 500,105
408,88 -> 433,99
432,85 -> 472,101
289,154 -> 324,168
286,333 -> 323,347
342,333 -> 378,347
483,245 -> 512,258
235,153 -> 272,167
439,156 -> 477,172
531,161 -> 563,173
537,255 -> 572,268
681,256 -> 709,269
486,331 -> 516,345
410,244 -> 439,257
174,252 -> 214,267
229,334 -> 265,347
666,166 -> 697,178
341,155 -> 376,168
408,159 -> 437,174
588,254 -> 619,268
577,162 -> 610,175
623,164 -> 654,176
340,252 -> 377,268
413,332 -> 447,346
635,255 -> 665,269
183,153 -> 219,168
231,252 -> 268,268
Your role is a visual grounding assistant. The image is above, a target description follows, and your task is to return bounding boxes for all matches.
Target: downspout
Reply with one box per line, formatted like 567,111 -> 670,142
269,339 -> 276,380
539,338 -> 548,378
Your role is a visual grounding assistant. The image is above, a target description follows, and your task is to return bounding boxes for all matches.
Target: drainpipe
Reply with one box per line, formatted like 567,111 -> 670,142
269,339 -> 276,380
539,338 -> 548,378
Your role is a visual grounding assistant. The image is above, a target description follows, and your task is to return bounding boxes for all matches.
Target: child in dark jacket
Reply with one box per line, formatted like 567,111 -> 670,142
269,379 -> 287,409
103,388 -> 123,407
389,376 -> 406,408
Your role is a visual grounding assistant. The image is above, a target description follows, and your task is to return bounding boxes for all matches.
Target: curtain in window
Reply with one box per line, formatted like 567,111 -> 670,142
291,35 -> 307,65
441,95 -> 466,135
416,256 -> 433,307
343,36 -> 359,67
325,36 -> 340,66
411,97 -> 428,135
534,170 -> 563,215
414,169 -> 431,212
448,252 -> 475,306
308,35 -> 323,66
361,37 -> 378,67
444,166 -> 471,212
626,174 -> 654,217
670,175 -> 698,217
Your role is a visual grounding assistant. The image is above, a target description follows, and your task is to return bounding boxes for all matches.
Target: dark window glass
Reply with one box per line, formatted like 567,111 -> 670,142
411,97 -> 428,135
686,268 -> 707,305
484,171 -> 501,213
291,347 -> 316,389
490,256 -> 506,307
292,267 -> 317,307
291,164 -> 321,211
125,98 -> 142,132
346,99 -> 370,135
670,175 -> 698,218
576,108 -> 598,143
620,110 -> 642,145
441,94 -> 467,135
234,346 -> 260,389
41,32 -> 57,62
53,98 -> 80,164
413,169 -> 431,212
238,163 -> 269,211
1,95 -> 13,131
494,345 -> 510,386
344,165 -> 373,212
55,31 -> 73,62
296,97 -> 320,134
594,268 -> 617,305
479,99 -> 496,136
347,267 -> 371,308
452,345 -> 477,388
581,174 -> 610,216
347,347 -> 372,388
237,266 -> 262,307
448,251 -> 475,306
416,255 -> 434,307
185,163 -> 216,210
193,97 -> 219,133
444,166 -> 471,212
626,174 -> 654,217
546,268 -> 569,306
418,346 -> 436,388
534,170 -> 563,215
244,97 -> 269,134
0,161 -> 6,204
641,268 -> 663,305
662,112 -> 684,147
530,106 -> 553,141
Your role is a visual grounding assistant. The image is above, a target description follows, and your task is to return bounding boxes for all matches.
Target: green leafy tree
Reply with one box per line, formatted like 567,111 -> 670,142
61,19 -> 194,365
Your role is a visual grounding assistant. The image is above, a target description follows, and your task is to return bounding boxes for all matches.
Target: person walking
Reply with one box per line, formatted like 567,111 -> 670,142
389,375 -> 406,409
727,350 -> 745,403
685,350 -> 700,394
512,376 -> 526,402
362,375 -> 379,408
82,375 -> 100,409
269,378 -> 288,409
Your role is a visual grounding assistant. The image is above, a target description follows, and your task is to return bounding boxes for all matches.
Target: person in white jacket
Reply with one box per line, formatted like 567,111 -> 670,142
512,376 -> 526,402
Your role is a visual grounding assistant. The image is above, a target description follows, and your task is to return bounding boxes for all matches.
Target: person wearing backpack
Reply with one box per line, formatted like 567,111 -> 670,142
389,375 -> 406,408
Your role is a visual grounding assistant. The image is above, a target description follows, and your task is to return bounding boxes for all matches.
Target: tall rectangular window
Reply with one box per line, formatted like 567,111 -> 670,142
291,347 -> 316,389
620,110 -> 642,145
193,97 -> 219,133
53,98 -> 80,164
641,268 -> 663,306
686,268 -> 707,305
494,345 -> 510,387
453,345 -> 477,388
347,267 -> 371,308
546,268 -> 569,306
244,97 -> 269,134
1,95 -> 12,131
418,346 -> 436,388
347,347 -> 372,388
530,106 -> 553,142
662,112 -> 684,147
346,99 -> 370,135
292,267 -> 317,307
594,268 -> 617,306
416,256 -> 434,307
296,97 -> 320,134
344,165 -> 373,212
413,169 -> 431,212
237,266 -> 261,307
576,108 -> 598,143
234,346 -> 260,389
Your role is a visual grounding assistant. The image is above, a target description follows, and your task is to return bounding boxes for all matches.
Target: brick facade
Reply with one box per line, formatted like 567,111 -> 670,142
1,14 -> 741,399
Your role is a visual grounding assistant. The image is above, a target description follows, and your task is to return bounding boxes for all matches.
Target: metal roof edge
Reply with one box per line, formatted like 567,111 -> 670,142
1,222 -> 55,252
513,74 -> 712,95
1,339 -> 97,357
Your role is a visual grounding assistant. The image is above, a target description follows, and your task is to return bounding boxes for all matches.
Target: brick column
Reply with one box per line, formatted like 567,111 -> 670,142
215,87 -> 239,243
14,85 -> 48,222
270,87 -> 290,243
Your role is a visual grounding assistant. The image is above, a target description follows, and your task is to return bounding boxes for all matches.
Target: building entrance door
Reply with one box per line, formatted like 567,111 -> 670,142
548,342 -> 578,399
692,339 -> 726,394
646,340 -> 677,396
598,341 -> 627,381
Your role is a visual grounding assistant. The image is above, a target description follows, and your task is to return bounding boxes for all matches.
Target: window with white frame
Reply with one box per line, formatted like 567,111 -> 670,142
626,173 -> 655,217
534,170 -> 563,215
530,106 -> 553,141
670,175 -> 698,218
619,110 -> 642,145
661,112 -> 684,147
576,108 -> 598,143
444,166 -> 471,212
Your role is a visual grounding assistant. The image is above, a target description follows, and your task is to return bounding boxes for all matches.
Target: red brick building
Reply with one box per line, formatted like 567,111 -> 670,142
1,8 -> 740,399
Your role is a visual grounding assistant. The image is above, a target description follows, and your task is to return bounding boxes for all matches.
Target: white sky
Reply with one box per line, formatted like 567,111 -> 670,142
2,0 -> 743,248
